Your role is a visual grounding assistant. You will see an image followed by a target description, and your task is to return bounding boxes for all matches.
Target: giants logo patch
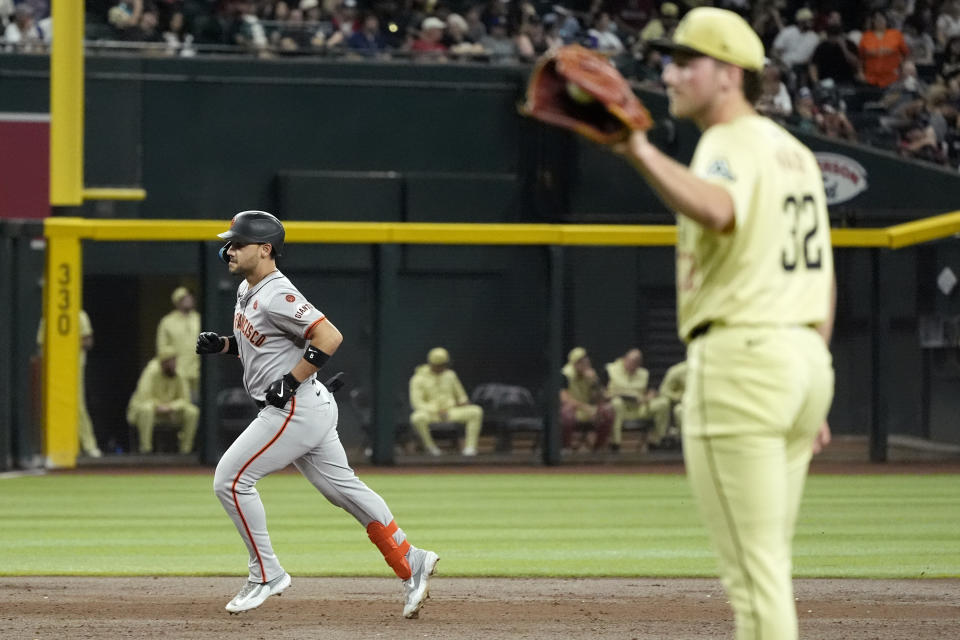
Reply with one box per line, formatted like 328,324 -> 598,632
295,302 -> 313,320
286,294 -> 296,303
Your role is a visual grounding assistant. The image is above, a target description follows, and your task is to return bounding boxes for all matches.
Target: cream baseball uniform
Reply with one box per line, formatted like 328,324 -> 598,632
678,114 -> 834,640
658,360 -> 687,431
212,270 -> 410,584
156,308 -> 201,396
605,357 -> 671,446
37,310 -> 100,456
408,363 -> 482,454
126,351 -> 199,454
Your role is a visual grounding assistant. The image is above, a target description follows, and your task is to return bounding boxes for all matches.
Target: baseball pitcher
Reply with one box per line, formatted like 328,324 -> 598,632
197,210 -> 439,618
540,9 -> 834,640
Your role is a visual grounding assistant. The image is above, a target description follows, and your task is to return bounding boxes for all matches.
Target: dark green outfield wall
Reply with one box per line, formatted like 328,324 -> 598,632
4,54 -> 960,222
1,54 -> 958,468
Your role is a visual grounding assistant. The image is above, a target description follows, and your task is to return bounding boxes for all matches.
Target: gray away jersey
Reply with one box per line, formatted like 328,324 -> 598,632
232,271 -> 326,401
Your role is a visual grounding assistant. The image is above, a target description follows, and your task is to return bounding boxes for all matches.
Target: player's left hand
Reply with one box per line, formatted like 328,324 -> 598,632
265,373 -> 300,409
812,421 -> 831,454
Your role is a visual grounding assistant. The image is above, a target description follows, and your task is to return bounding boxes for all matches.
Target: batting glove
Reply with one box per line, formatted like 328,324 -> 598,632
265,373 -> 300,408
196,332 -> 225,355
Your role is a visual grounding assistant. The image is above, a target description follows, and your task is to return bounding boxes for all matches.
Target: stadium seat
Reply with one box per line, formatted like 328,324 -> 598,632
470,383 -> 544,452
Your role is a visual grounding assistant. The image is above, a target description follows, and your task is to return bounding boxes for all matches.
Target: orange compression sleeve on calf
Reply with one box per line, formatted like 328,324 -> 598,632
366,520 -> 412,580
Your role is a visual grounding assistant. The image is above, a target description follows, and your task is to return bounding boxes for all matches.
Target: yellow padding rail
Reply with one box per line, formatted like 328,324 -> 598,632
43,212 -> 960,248
82,188 -> 147,202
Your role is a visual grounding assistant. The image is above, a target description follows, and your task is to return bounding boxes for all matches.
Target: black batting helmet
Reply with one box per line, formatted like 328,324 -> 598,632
217,210 -> 285,263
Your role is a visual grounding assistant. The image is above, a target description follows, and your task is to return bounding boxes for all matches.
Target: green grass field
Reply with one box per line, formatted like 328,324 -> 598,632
1,472 -> 957,578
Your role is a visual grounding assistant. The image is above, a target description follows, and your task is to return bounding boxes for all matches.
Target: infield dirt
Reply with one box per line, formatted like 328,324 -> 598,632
3,576 -> 958,639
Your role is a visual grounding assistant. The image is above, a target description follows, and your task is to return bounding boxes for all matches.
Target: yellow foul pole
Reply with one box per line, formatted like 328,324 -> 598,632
45,1 -> 85,467
50,0 -> 84,207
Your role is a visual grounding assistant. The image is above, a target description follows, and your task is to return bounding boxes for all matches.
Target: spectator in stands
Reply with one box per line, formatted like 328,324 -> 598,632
325,0 -> 360,50
903,15 -> 936,67
751,0 -> 786,52
465,5 -> 487,43
516,15 -> 555,61
411,15 -> 447,58
772,7 -> 821,71
859,9 -> 909,88
809,11 -> 859,86
347,12 -> 386,56
445,12 -> 484,58
0,0 -> 14,28
936,0 -> 960,50
540,14 -> 564,52
156,286 -> 201,400
107,0 -> 142,38
228,0 -> 269,56
791,85 -> 819,133
757,61 -> 793,120
296,0 -> 329,49
409,347 -> 483,456
126,347 -> 199,454
124,8 -> 164,44
443,12 -> 469,47
552,5 -> 582,43
480,15 -> 517,63
4,3 -> 44,51
639,2 -> 678,43
560,347 -> 613,453
604,348 -> 671,453
615,0 -> 656,41
633,43 -> 667,87
817,100 -> 857,141
163,10 -> 197,56
888,0 -> 910,30
880,60 -> 929,113
899,85 -> 954,164
587,11 -> 625,53
941,36 -> 960,79
273,6 -> 312,52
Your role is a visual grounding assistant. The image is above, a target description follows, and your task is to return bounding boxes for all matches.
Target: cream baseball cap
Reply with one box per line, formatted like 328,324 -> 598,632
652,7 -> 765,72
427,347 -> 450,365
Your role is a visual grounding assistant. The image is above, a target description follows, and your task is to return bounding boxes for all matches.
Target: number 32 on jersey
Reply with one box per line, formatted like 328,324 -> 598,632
781,194 -> 823,271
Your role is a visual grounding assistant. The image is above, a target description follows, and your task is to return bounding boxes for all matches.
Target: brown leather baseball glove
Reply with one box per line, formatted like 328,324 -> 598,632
520,44 -> 653,144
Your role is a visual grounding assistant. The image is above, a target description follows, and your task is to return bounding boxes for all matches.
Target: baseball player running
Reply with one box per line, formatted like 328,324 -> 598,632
196,210 -> 438,617
615,9 -> 835,639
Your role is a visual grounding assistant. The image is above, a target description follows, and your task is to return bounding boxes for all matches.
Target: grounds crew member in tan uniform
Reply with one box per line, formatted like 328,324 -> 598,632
616,8 -> 835,639
560,347 -> 613,452
126,346 -> 200,454
605,348 -> 671,451
156,286 -> 201,398
409,347 -> 483,456
658,360 -> 688,433
37,309 -> 102,457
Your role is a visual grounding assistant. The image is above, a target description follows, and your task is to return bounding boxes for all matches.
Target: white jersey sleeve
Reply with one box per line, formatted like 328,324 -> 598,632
233,271 -> 327,400
265,289 -> 326,341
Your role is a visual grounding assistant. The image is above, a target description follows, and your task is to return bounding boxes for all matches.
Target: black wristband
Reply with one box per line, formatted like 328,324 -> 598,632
303,345 -> 330,369
225,336 -> 238,355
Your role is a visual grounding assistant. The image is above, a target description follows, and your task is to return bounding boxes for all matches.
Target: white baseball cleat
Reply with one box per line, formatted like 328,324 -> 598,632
225,571 -> 291,613
402,547 -> 439,619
